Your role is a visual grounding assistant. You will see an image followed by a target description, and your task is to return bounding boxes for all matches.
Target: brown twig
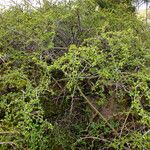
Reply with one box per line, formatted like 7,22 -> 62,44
0,142 -> 17,150
77,86 -> 118,135
73,136 -> 109,147
119,109 -> 131,138
52,77 -> 63,89
0,132 -> 18,135
69,85 -> 77,115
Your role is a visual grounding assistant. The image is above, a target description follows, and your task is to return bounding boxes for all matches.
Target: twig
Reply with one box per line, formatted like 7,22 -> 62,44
0,57 -> 5,63
69,85 -> 77,115
77,86 -> 118,135
52,77 -> 63,89
72,136 -> 108,147
85,113 -> 98,132
0,142 -> 17,150
0,132 -> 18,135
143,130 -> 150,137
119,109 -> 131,138
57,75 -> 99,82
52,47 -> 68,50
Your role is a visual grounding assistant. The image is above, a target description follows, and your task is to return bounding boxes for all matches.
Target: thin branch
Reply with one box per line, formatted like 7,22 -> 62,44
52,47 -> 68,50
0,142 -> 17,150
52,77 -> 63,89
143,130 -> 150,136
69,85 -> 77,115
72,136 -> 109,147
77,86 -> 118,135
0,132 -> 18,135
119,109 -> 131,138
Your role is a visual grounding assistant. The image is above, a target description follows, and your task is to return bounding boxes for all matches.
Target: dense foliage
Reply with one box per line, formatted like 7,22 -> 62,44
0,0 -> 150,149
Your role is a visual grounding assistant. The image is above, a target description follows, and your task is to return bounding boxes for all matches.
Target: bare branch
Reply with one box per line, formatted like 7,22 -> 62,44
77,86 -> 118,135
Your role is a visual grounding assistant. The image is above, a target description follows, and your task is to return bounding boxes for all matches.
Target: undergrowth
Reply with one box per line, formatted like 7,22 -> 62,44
0,0 -> 150,149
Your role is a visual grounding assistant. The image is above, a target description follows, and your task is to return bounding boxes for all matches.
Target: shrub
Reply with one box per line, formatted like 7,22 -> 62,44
0,0 -> 150,149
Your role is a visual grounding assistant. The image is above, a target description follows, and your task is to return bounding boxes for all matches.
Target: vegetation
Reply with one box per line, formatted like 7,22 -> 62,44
0,0 -> 150,149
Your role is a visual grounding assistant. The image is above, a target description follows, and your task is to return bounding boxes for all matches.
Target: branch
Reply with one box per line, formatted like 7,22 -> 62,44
72,136 -> 109,147
0,142 -> 17,150
77,86 -> 118,135
0,132 -> 18,135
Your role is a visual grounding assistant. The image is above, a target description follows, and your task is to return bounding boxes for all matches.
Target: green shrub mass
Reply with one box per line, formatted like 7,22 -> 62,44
0,0 -> 150,149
